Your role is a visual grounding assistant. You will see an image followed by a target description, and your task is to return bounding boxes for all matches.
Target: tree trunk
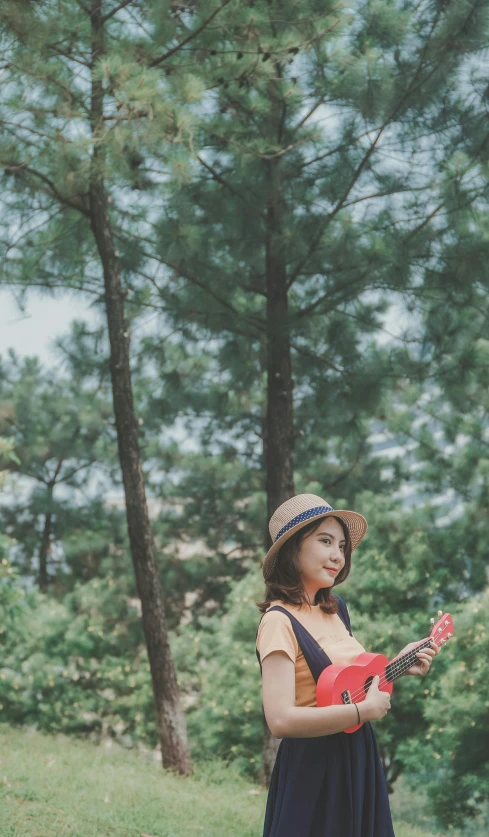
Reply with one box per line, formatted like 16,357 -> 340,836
261,156 -> 295,786
88,0 -> 191,775
38,505 -> 52,594
378,741 -> 401,794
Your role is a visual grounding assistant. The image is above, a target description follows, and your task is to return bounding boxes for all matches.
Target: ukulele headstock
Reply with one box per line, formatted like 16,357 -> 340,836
429,610 -> 454,647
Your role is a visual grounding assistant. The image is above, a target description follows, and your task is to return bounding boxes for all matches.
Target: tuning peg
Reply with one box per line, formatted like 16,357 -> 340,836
447,633 -> 452,638
430,618 -> 435,626
444,620 -> 449,626
437,610 -> 442,616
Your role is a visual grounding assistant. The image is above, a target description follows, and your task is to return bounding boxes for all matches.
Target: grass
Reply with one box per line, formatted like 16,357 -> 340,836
0,723 -> 265,837
0,723 -> 484,837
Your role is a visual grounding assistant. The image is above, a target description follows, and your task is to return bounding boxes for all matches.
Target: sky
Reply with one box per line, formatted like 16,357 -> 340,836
0,287 -> 102,365
0,285 -> 411,366
0,286 -> 195,505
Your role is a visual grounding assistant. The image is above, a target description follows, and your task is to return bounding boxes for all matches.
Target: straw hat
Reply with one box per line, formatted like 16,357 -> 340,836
262,493 -> 368,581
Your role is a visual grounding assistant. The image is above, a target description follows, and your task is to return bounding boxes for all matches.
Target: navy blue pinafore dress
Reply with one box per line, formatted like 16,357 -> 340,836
256,599 -> 395,837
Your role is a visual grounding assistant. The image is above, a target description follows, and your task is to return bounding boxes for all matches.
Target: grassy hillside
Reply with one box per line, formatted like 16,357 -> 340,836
0,723 -> 480,837
1,723 -> 265,837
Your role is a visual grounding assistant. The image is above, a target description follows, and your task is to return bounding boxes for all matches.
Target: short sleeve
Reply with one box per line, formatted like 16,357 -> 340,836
256,610 -> 299,665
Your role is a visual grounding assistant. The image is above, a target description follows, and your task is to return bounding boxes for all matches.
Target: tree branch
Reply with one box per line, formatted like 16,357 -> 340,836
57,459 -> 99,484
102,0 -> 136,22
290,340 -> 346,377
194,152 -> 251,205
150,0 -> 232,68
2,162 -> 90,215
287,9 -> 447,289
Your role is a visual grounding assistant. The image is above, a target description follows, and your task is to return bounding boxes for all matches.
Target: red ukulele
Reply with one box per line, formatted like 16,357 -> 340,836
316,610 -> 454,733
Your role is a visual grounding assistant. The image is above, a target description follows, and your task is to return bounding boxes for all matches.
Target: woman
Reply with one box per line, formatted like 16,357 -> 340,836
255,493 -> 439,837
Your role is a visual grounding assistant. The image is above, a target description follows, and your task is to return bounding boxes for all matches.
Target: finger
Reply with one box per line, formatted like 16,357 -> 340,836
416,653 -> 431,664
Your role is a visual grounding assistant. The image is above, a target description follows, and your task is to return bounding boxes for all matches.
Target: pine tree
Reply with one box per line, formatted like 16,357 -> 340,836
129,0 -> 489,781
0,348 -> 114,591
0,0 -> 231,773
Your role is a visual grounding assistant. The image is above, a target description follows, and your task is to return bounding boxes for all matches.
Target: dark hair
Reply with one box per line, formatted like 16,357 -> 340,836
255,515 -> 352,615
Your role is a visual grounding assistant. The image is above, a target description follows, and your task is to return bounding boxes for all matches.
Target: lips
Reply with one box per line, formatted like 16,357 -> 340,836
325,568 -> 338,575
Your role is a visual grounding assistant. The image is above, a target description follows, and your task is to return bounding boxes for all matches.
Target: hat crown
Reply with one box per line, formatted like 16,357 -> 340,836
269,493 -> 332,542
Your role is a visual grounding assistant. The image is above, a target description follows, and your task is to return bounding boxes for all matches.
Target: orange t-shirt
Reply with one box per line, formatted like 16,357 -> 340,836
256,598 -> 367,708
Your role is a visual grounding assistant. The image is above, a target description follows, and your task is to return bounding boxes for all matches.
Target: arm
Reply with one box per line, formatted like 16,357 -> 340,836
262,650 -> 372,739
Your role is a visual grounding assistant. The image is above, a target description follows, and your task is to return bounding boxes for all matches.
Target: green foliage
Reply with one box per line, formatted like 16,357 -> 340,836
0,349 -> 121,588
0,552 -> 25,640
0,436 -> 21,473
397,590 -> 489,832
0,437 -> 28,637
0,563 -> 264,777
172,568 -> 265,780
0,574 -> 155,745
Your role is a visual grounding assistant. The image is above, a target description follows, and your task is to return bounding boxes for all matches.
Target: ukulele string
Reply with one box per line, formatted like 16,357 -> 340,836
347,638 -> 434,704
346,638 -> 437,705
347,641 -> 431,703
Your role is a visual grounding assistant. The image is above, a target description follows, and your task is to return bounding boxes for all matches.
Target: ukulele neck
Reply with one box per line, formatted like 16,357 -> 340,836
385,638 -> 433,682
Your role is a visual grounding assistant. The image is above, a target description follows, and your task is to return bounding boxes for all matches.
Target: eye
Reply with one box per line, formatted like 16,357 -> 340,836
321,539 -> 345,551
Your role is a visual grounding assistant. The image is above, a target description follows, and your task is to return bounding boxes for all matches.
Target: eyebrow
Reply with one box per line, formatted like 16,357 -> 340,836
317,531 -> 346,544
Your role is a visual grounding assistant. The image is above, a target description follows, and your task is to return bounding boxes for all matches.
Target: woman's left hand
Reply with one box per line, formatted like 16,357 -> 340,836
395,638 -> 440,676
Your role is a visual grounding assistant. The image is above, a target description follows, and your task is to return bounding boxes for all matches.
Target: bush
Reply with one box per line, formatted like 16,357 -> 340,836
172,567 -> 264,779
0,562 -> 266,779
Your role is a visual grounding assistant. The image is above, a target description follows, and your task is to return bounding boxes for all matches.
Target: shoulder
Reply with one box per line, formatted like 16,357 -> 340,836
258,604 -> 294,632
256,604 -> 297,644
256,604 -> 298,663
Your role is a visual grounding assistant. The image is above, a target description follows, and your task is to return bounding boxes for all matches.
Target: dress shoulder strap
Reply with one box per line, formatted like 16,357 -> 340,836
335,595 -> 353,636
255,606 -> 330,683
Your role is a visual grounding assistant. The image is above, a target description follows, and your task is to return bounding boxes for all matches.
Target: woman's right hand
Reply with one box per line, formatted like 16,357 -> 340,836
362,675 -> 391,721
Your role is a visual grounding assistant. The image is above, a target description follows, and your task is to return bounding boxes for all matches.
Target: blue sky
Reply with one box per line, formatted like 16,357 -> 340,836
0,288 -> 101,365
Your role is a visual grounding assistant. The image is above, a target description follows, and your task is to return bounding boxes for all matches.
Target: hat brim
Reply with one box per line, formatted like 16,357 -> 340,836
261,509 -> 367,582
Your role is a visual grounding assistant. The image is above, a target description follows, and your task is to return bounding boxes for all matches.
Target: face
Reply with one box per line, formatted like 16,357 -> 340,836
297,517 -> 346,603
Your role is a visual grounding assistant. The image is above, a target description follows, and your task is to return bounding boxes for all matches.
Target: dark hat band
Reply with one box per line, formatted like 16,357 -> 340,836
274,505 -> 334,542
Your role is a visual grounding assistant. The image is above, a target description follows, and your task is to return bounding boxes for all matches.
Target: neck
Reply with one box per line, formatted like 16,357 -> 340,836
385,638 -> 434,681
303,584 -> 321,606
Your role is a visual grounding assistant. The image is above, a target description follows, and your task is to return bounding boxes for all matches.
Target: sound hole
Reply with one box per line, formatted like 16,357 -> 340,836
364,674 -> 375,696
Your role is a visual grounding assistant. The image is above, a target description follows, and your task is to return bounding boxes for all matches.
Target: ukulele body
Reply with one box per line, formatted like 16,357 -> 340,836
316,652 -> 393,734
316,611 -> 454,733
